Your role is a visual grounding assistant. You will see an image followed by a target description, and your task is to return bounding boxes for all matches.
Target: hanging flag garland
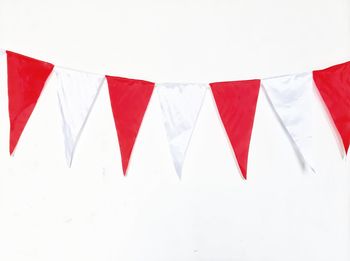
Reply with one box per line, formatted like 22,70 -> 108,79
210,80 -> 260,179
7,51 -> 54,155
2,49 -> 350,179
106,76 -> 154,175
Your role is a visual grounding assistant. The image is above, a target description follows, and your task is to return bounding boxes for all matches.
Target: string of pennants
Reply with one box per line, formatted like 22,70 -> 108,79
2,50 -> 350,179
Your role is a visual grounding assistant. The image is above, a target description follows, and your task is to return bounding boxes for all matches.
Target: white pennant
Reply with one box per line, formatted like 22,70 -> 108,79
157,83 -> 207,178
262,72 -> 315,172
55,67 -> 104,166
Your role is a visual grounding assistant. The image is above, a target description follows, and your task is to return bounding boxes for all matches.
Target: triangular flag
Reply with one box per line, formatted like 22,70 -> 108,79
106,76 -> 154,175
157,83 -> 207,178
262,73 -> 315,172
210,80 -> 260,179
313,62 -> 350,155
7,51 -> 54,155
55,67 -> 104,166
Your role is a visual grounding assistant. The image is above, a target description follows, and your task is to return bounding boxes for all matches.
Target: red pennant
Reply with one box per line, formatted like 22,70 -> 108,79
7,51 -> 54,155
106,76 -> 154,175
313,62 -> 350,154
210,80 -> 260,179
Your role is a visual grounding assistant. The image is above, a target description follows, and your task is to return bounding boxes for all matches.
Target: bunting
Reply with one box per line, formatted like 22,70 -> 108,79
210,80 -> 260,179
3,49 -> 350,179
54,67 -> 104,166
106,76 -> 154,175
7,51 -> 54,155
313,62 -> 350,156
157,83 -> 207,178
262,73 -> 315,172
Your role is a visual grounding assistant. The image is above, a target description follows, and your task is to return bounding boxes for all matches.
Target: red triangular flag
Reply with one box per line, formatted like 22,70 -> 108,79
106,76 -> 154,175
313,62 -> 350,154
7,51 -> 54,155
210,80 -> 260,179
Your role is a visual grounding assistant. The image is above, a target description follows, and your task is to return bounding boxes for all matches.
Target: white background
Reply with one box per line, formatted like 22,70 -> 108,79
0,0 -> 350,260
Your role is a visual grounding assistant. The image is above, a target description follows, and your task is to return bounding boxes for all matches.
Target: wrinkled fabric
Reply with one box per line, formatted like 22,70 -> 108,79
262,72 -> 315,172
7,51 -> 54,155
106,76 -> 154,175
210,80 -> 260,179
55,67 -> 104,166
313,62 -> 350,156
157,83 -> 207,178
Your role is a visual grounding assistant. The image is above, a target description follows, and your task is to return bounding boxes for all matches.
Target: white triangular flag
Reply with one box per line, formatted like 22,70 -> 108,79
55,67 -> 104,166
157,83 -> 207,178
262,72 -> 315,172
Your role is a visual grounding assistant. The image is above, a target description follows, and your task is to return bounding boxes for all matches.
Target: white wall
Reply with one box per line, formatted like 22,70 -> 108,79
0,0 -> 350,260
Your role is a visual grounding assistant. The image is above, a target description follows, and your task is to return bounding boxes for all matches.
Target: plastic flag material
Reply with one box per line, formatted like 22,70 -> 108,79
157,83 -> 207,178
262,73 -> 315,172
210,80 -> 260,179
7,51 -> 54,155
55,67 -> 104,166
313,62 -> 350,156
106,76 -> 154,175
